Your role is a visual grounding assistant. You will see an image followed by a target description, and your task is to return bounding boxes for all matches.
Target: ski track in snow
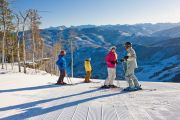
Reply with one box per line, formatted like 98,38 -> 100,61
1,65 -> 180,120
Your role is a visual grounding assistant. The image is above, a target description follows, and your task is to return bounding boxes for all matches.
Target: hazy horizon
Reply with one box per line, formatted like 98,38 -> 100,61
13,0 -> 180,29
45,22 -> 180,29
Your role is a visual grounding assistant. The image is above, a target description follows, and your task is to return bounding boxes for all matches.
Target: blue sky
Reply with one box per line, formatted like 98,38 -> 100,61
12,0 -> 180,28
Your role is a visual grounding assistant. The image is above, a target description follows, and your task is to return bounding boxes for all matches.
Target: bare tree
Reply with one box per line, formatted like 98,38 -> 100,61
14,13 -> 21,72
69,29 -> 77,78
20,11 -> 29,73
0,0 -> 13,69
5,32 -> 16,70
29,9 -> 35,68
52,42 -> 61,75
28,9 -> 41,70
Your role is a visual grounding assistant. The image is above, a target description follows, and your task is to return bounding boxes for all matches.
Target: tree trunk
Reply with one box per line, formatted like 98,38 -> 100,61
22,25 -> 26,73
11,50 -> 14,70
1,27 -> 6,69
32,27 -> 35,69
17,30 -> 21,72
70,38 -> 73,78
20,11 -> 29,74
5,56 -> 7,70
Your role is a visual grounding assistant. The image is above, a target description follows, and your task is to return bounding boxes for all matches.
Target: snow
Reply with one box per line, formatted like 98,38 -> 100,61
46,26 -> 67,31
137,55 -> 180,82
119,31 -> 132,36
1,64 -> 180,120
96,35 -> 105,42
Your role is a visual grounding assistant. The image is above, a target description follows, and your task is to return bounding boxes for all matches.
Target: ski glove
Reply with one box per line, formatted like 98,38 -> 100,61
111,60 -> 118,64
111,61 -> 116,64
120,59 -> 124,62
124,56 -> 129,60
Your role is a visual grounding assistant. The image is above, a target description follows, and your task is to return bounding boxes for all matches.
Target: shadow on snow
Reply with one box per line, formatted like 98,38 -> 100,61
0,84 -> 61,93
0,88 -> 126,119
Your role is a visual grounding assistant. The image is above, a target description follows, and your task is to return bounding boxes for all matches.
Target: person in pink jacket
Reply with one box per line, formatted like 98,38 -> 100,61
101,46 -> 118,88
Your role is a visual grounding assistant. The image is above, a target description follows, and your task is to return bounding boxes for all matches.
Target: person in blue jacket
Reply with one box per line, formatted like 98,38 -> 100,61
56,50 -> 67,85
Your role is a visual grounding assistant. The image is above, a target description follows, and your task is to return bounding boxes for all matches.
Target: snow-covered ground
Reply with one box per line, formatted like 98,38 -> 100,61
1,65 -> 180,120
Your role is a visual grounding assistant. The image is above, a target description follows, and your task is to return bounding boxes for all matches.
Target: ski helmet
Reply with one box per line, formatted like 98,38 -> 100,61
86,58 -> 91,61
109,46 -> 116,51
60,50 -> 66,56
124,42 -> 132,47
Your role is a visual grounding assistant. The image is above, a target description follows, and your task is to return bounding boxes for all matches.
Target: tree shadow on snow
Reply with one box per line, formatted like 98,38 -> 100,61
0,88 -> 101,111
0,84 -> 61,93
0,88 -> 127,119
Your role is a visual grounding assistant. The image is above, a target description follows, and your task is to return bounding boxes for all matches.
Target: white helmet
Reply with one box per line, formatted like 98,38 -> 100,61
109,46 -> 116,51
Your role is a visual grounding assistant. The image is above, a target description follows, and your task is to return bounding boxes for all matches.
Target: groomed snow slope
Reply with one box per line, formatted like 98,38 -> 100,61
0,66 -> 180,120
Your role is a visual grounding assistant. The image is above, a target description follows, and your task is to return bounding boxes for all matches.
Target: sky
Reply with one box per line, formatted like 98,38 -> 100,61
11,0 -> 180,29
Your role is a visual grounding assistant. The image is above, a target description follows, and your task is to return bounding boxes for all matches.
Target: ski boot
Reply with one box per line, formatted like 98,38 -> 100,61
134,85 -> 142,90
100,85 -> 110,89
123,87 -> 136,91
109,85 -> 118,88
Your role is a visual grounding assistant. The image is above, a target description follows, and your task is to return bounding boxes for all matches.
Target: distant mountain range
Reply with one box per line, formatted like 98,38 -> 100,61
31,23 -> 180,82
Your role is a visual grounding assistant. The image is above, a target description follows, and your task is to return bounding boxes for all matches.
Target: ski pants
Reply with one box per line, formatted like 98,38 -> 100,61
85,71 -> 91,82
57,70 -> 65,84
104,68 -> 116,85
125,66 -> 140,88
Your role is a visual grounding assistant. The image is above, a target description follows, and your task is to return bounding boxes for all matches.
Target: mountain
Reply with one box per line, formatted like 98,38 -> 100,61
98,22 -> 180,36
73,25 -> 96,30
151,37 -> 180,47
23,22 -> 180,82
45,26 -> 67,30
152,26 -> 180,38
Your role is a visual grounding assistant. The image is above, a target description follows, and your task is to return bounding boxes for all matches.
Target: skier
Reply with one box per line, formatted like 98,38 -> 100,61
121,42 -> 142,91
56,50 -> 67,85
84,58 -> 92,83
101,46 -> 118,88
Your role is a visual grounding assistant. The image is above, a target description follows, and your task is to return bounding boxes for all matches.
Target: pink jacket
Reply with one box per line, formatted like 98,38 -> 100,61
106,51 -> 117,68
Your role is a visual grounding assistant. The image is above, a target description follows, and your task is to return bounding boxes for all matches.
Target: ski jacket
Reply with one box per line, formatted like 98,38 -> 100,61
56,55 -> 66,71
126,47 -> 138,69
106,51 -> 117,68
84,60 -> 92,72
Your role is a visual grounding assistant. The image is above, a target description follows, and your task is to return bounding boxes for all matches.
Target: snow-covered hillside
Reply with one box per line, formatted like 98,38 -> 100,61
1,65 -> 180,120
20,23 -> 180,82
137,55 -> 180,82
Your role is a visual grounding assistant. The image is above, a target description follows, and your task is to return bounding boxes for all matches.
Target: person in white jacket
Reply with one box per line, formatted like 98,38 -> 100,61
121,42 -> 141,91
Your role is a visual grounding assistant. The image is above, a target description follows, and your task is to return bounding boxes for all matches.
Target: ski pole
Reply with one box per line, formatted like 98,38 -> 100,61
68,76 -> 73,84
66,75 -> 71,84
121,62 -> 126,78
121,62 -> 129,87
115,62 -> 120,88
116,77 -> 121,88
66,75 -> 73,85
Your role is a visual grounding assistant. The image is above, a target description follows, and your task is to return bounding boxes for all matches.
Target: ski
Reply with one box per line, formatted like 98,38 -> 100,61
122,88 -> 156,92
47,81 -> 101,86
90,86 -> 156,92
90,86 -> 121,89
47,82 -> 75,86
